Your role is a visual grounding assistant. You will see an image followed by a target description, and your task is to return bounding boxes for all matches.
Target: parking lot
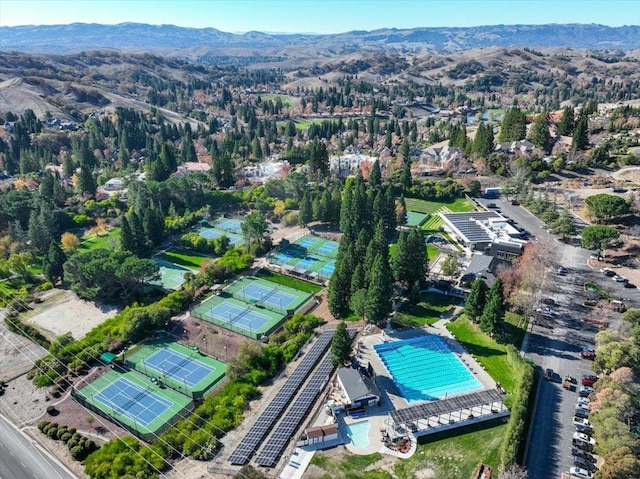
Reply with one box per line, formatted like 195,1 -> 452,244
475,197 -> 640,478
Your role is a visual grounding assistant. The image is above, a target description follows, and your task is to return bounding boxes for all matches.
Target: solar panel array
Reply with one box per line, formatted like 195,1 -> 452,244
441,211 -> 503,244
255,330 -> 355,468
228,330 -> 335,465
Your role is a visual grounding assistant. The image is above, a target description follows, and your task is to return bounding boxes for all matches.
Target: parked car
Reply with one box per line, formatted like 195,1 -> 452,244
582,375 -> 598,387
544,368 -> 554,381
575,423 -> 594,435
575,407 -> 590,419
579,386 -> 595,397
573,438 -> 594,452
537,307 -> 559,316
569,466 -> 594,479
580,348 -> 596,360
600,268 -> 616,277
511,200 -> 520,205
574,457 -> 596,472
487,203 -> 497,208
577,397 -> 590,406
612,275 -> 628,283
573,432 -> 596,445
572,447 -> 596,462
557,266 -> 569,275
573,417 -> 591,427
624,282 -> 637,289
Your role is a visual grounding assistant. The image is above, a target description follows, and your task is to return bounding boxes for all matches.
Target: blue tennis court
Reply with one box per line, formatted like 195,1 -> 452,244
142,348 -> 215,388
297,237 -> 316,248
206,302 -> 271,332
238,283 -> 297,309
198,228 -> 243,245
318,261 -> 335,278
316,243 -> 338,257
296,257 -> 320,270
94,377 -> 172,426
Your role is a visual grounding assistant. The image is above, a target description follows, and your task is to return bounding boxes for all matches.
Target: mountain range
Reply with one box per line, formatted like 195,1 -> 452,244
1,23 -> 638,57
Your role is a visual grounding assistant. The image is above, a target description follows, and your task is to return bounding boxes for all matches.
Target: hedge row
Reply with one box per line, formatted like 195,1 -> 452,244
37,420 -> 99,461
499,345 -> 535,468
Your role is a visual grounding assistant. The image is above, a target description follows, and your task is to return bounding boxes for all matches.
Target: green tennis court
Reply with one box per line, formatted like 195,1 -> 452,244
224,276 -> 311,313
406,211 -> 429,227
124,341 -> 226,400
74,370 -> 192,442
152,258 -> 195,290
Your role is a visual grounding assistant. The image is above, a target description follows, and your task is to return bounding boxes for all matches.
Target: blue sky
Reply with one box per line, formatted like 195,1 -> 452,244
1,0 -> 638,32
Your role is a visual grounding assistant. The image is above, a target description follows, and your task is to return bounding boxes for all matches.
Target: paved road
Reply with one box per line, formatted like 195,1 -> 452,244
475,197 -> 640,478
0,414 -> 76,479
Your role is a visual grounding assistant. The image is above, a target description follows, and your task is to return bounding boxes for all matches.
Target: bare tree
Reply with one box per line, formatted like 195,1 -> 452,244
499,464 -> 529,479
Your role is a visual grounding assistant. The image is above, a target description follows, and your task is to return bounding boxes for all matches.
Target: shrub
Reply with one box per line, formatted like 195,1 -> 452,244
46,405 -> 57,415
37,421 -> 51,432
61,432 -> 73,443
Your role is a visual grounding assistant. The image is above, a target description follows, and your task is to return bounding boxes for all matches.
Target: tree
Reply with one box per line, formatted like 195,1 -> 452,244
120,215 -> 135,254
298,192 -> 313,227
473,122 -> 494,157
528,113 -> 551,152
75,165 -> 96,196
60,232 -> 80,253
581,225 -> 619,257
465,279 -> 489,321
572,116 -> 589,151
480,280 -> 504,335
43,242 -> 65,284
549,210 -> 577,239
330,321 -> 352,367
499,464 -> 529,479
498,107 -> 526,142
556,106 -> 575,136
597,446 -> 640,479
349,288 -> 368,320
241,211 -> 270,254
585,194 -> 630,223
328,254 -> 352,318
27,207 -> 52,254
441,254 -> 461,278
365,254 -> 393,326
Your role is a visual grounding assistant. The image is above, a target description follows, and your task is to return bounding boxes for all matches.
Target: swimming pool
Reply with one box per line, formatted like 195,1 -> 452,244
345,420 -> 370,449
374,335 -> 482,403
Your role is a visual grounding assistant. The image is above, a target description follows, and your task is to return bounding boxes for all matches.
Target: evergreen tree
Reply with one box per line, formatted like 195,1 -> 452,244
350,263 -> 365,297
391,231 -> 410,285
400,159 -> 412,190
298,191 -> 313,226
365,254 -> 393,326
129,211 -> 147,257
159,143 -> 177,176
550,210 -> 577,240
144,207 -> 164,248
572,116 -> 589,151
528,113 -> 551,153
399,138 -> 409,162
465,279 -> 489,321
328,254 -> 351,318
43,241 -> 65,284
27,207 -> 52,254
498,107 -> 527,142
330,321 -> 352,367
318,189 -> 332,223
120,215 -> 135,254
473,122 -> 494,157
369,160 -> 382,188
76,165 -> 96,196
480,281 -> 505,335
557,106 -> 575,136
395,196 -> 407,226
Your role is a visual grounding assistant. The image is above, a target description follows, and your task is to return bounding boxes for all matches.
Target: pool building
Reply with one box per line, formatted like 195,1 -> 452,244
336,367 -> 380,409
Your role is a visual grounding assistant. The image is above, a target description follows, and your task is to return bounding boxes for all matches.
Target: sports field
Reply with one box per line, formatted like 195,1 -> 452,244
74,370 -> 192,441
268,235 -> 338,280
152,258 -> 195,290
125,341 -> 226,400
197,227 -> 244,246
191,276 -> 312,339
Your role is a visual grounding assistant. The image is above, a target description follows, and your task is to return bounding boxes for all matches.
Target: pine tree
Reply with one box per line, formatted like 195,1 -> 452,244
480,293 -> 504,335
473,122 -> 494,157
129,211 -> 147,257
572,116 -> 589,151
528,113 -> 551,153
400,159 -> 412,190
350,263 -> 365,297
465,279 -> 489,321
144,207 -> 164,248
498,107 -> 527,142
557,106 -> 575,136
330,321 -> 352,367
369,160 -> 382,187
328,255 -> 351,318
298,191 -> 313,227
76,165 -> 96,196
43,241 -> 66,284
120,215 -> 135,253
365,254 -> 393,326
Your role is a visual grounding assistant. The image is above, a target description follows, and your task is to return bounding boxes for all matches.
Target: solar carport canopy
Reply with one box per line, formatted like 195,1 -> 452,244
389,389 -> 504,426
442,211 -> 503,244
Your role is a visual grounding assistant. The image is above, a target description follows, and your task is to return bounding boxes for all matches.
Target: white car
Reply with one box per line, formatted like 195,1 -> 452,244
573,432 -> 596,445
569,466 -> 594,479
612,275 -> 628,283
573,417 -> 590,427
536,307 -> 559,317
576,397 -> 590,406
579,386 -> 595,397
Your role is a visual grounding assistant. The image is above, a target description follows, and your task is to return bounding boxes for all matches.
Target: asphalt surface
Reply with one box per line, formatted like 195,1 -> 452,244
0,413 -> 76,479
474,197 -> 640,479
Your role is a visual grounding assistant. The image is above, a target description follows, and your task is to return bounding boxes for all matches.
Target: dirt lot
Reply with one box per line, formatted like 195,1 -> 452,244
0,314 -> 49,381
23,288 -> 119,340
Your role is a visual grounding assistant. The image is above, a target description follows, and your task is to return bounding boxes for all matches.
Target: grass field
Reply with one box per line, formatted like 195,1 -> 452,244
157,248 -> 210,269
262,95 -> 293,108
80,227 -> 121,251
446,313 -> 526,395
256,269 -> 323,294
406,197 -> 475,215
427,244 -> 440,261
394,292 -> 461,327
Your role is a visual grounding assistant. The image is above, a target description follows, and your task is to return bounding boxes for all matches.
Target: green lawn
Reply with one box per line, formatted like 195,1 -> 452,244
406,197 -> 475,215
393,419 -> 508,479
310,452 -> 390,479
262,94 -> 293,108
80,227 -> 121,251
426,244 -> 440,262
394,292 -> 461,327
256,269 -> 323,294
157,249 -> 210,269
446,313 -> 526,395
